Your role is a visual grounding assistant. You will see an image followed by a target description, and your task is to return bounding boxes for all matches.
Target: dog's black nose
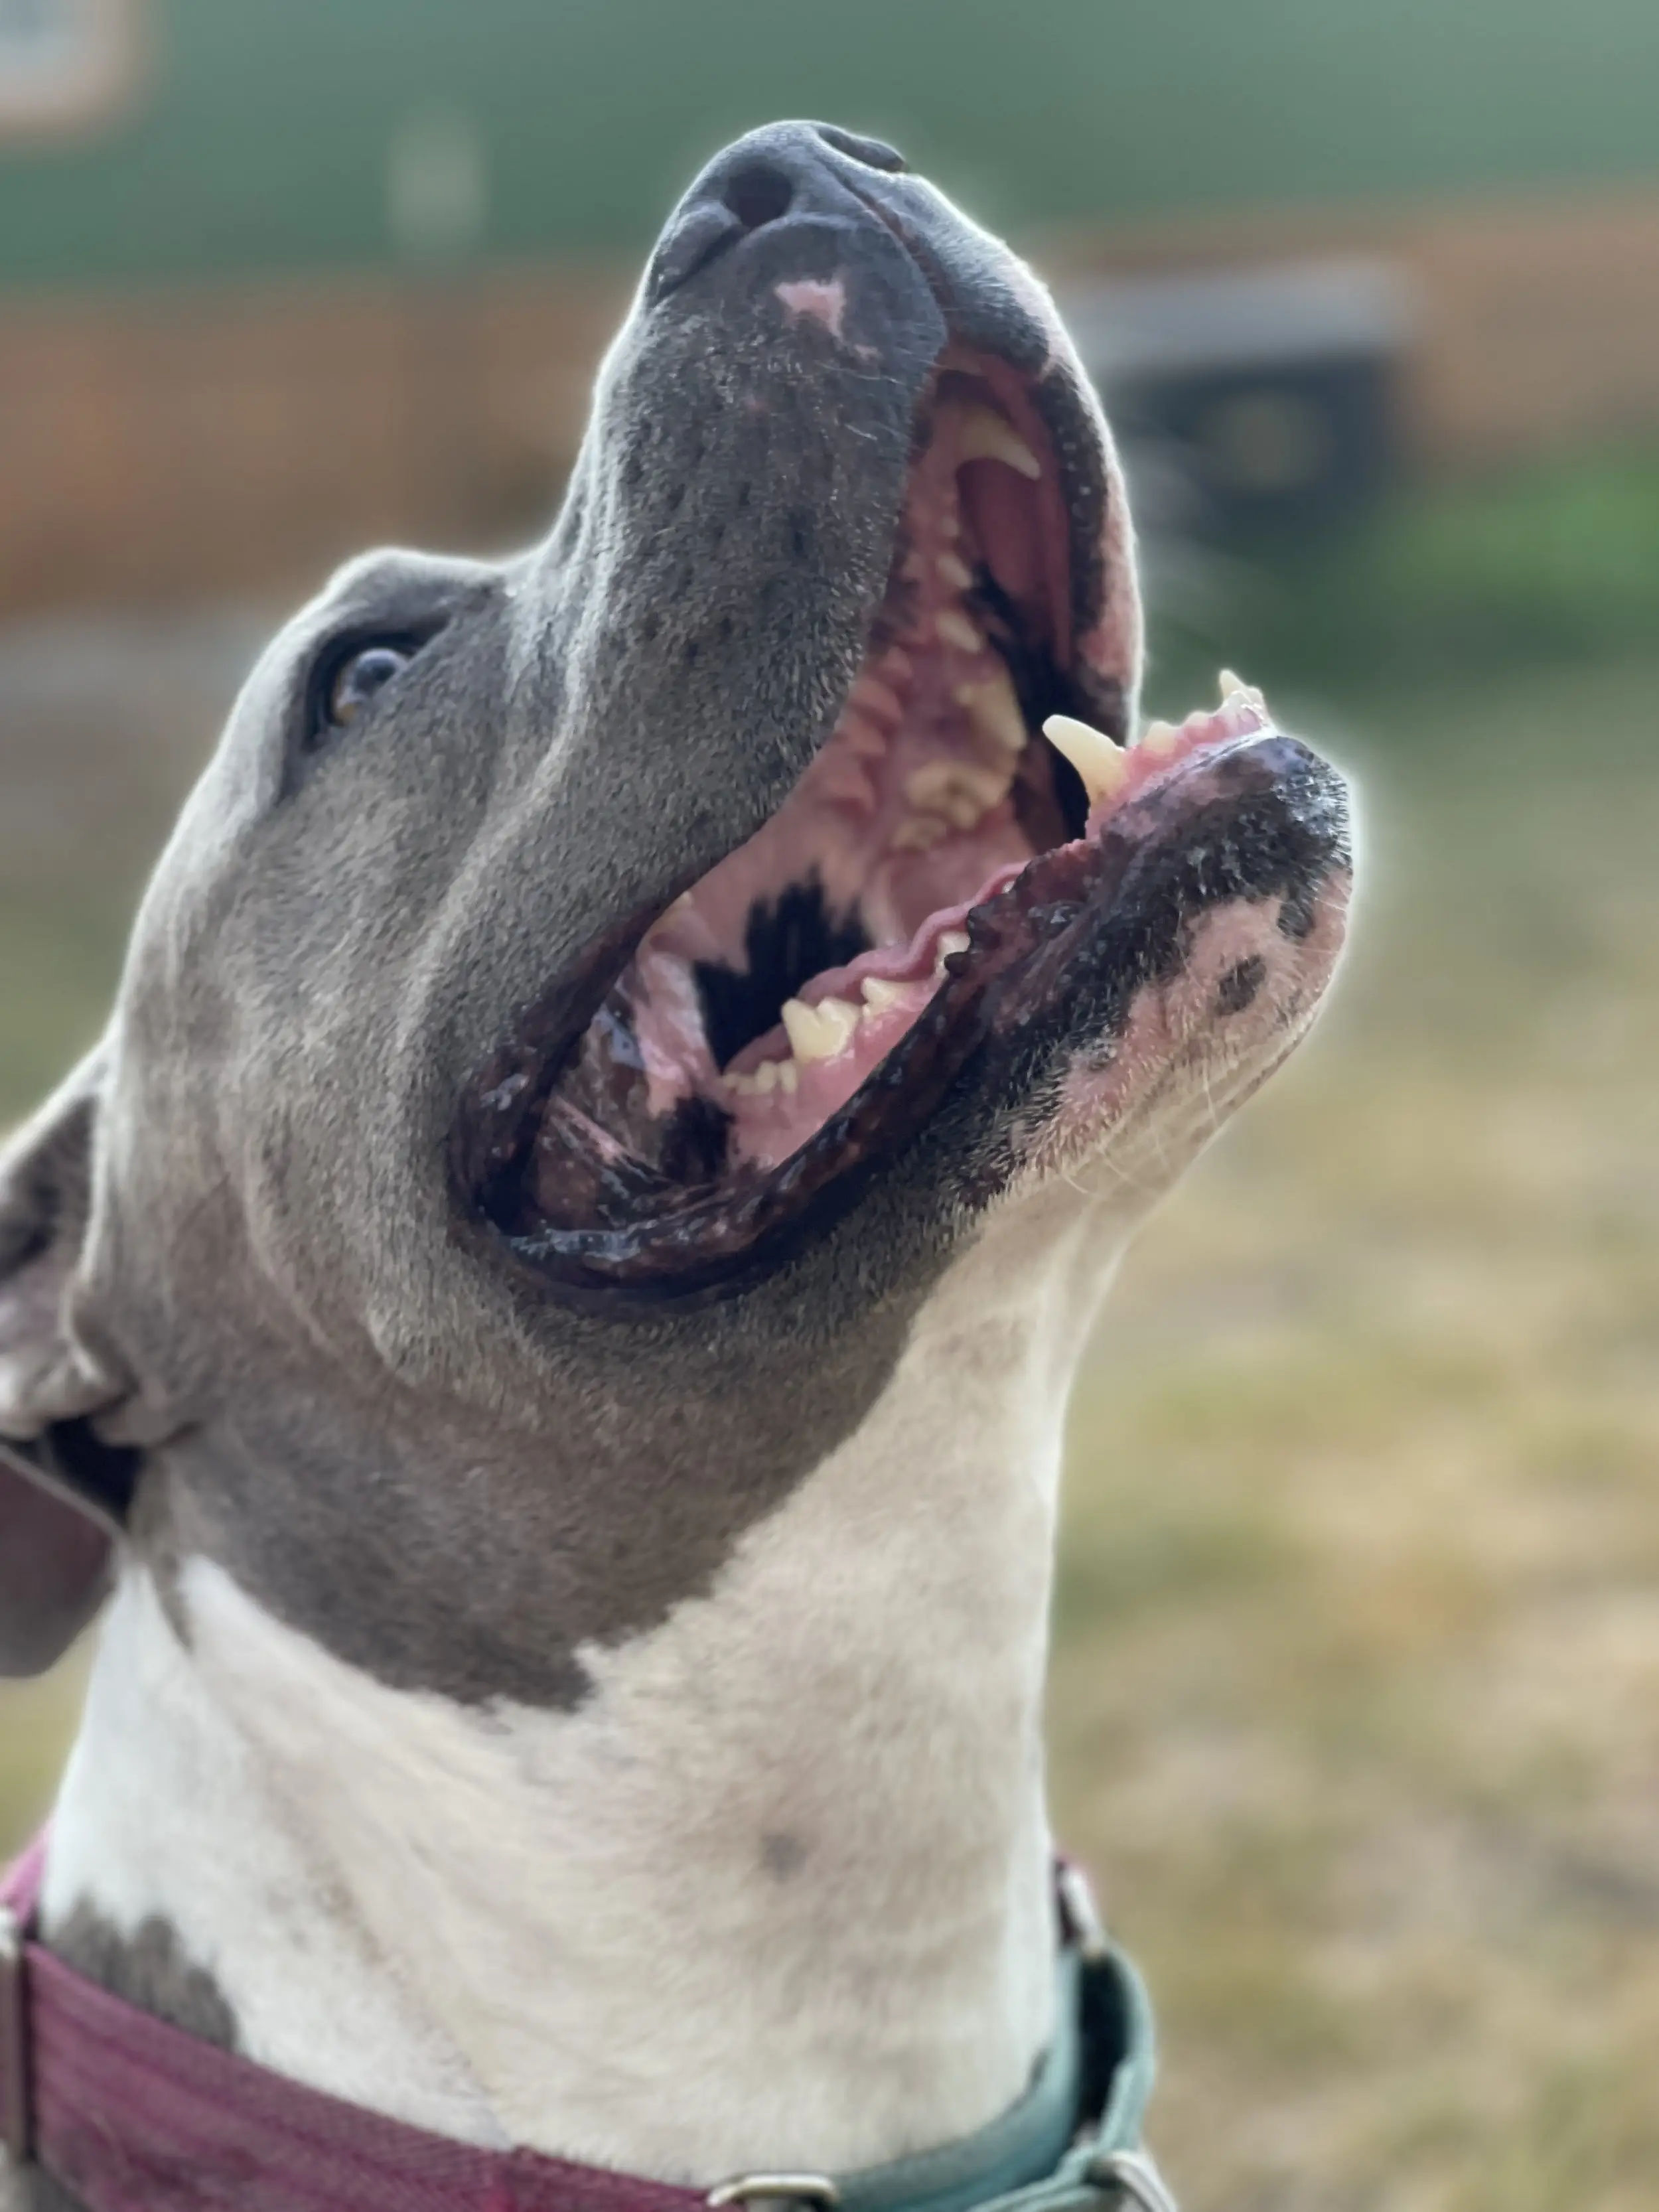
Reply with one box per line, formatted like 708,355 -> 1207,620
648,121 -> 910,303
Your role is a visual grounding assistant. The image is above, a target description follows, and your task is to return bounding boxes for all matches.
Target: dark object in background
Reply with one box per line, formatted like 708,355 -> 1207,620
1059,259 -> 1413,535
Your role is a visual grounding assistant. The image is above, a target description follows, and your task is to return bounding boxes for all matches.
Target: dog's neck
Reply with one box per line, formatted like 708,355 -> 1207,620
41,1193 -> 1125,2184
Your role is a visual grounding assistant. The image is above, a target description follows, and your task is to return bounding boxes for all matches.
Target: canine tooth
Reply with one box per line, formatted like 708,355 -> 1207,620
782,995 -> 859,1063
936,928 -> 971,968
956,669 -> 1027,757
936,551 -> 975,593
935,608 -> 983,654
1141,719 -> 1180,756
861,976 -> 906,1014
1043,712 -> 1129,802
891,815 -> 950,852
957,404 -> 1043,480
1217,667 -> 1263,705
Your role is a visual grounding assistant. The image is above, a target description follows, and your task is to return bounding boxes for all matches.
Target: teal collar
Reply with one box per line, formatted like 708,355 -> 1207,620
709,1870 -> 1175,2212
5,1838 -> 1175,2212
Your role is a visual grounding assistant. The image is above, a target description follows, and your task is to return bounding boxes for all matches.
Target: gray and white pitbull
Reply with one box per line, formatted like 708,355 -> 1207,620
0,124 -> 1350,2203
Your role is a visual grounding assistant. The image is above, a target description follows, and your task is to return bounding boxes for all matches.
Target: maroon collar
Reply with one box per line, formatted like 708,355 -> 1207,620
2,1833 -> 705,2212
1,1840 -> 1151,2212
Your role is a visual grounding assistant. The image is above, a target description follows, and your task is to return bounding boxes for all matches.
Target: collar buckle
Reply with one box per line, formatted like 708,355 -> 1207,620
707,2175 -> 841,2210
0,1902 -> 31,2166
1084,2151 -> 1179,2212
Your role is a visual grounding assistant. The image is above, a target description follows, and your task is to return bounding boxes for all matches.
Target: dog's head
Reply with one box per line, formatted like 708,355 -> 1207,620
0,125 -> 1350,1698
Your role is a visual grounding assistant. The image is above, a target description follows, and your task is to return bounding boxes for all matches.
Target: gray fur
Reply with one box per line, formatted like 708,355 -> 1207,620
0,124 -> 1157,1709
0,119 -> 1352,2207
0,125 -> 1351,1717
47,1902 -> 237,2051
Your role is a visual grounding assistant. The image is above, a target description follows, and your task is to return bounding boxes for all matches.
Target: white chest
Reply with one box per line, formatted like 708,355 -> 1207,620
44,1193 -> 1123,2182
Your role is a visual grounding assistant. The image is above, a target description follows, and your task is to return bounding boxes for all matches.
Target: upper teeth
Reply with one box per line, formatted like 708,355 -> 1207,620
890,814 -> 951,853
1042,713 -> 1128,804
935,608 -> 983,654
956,668 -> 1027,757
956,404 -> 1043,480
904,757 -> 1011,830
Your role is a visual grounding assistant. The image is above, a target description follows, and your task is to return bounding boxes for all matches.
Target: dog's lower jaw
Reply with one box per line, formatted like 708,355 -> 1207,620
37,1195 -> 1125,2185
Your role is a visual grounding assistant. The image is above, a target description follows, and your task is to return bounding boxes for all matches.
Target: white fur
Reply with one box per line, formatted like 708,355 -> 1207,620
44,1191 -> 1134,2184
42,885 -> 1341,2182
42,1571 -> 508,2143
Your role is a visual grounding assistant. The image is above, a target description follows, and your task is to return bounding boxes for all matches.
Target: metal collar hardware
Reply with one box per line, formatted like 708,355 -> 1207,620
2,1836 -> 1178,2212
707,2175 -> 842,2209
1086,2151 -> 1180,2212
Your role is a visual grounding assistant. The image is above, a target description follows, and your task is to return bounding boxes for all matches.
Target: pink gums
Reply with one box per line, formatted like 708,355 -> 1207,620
608,374 -> 1262,1175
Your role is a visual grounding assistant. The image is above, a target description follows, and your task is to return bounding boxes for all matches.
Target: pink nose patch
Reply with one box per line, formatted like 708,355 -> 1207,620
775,276 -> 848,339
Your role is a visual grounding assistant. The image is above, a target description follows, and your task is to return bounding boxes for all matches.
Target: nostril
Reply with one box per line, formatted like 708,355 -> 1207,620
814,125 -> 907,175
721,161 -> 795,233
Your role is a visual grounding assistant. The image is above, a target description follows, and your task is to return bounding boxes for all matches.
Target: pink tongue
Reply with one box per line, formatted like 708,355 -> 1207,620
710,864 -> 1024,1172
797,867 -> 1023,1013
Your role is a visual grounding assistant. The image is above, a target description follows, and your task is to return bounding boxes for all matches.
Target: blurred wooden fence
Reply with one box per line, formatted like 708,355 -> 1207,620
0,263 -> 626,611
3,183 -> 1659,612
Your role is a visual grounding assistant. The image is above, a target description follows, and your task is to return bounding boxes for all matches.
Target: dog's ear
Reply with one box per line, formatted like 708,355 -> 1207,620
0,1045 -> 135,1676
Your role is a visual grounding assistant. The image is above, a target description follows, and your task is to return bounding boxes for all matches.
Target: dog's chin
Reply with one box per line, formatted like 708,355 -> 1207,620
451,354 -> 1351,1302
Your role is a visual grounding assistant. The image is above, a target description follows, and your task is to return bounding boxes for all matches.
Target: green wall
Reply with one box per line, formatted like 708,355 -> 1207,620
4,0 -> 1659,291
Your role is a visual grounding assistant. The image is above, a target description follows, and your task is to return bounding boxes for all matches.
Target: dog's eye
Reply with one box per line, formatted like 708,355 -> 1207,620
294,623 -> 442,778
321,642 -> 414,734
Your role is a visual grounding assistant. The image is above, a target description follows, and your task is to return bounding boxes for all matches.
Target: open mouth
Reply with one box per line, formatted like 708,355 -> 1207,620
455,353 -> 1281,1298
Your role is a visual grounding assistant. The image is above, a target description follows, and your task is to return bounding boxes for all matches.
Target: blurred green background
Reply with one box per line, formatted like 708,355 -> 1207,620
3,9 -> 1658,2210
9,0 -> 1659,285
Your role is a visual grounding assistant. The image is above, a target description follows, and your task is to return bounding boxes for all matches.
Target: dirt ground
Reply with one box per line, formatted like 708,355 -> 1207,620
2,622 -> 1656,2211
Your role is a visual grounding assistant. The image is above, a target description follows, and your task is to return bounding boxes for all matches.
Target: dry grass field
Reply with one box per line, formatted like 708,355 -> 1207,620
1,612 -> 1655,2211
1055,658 -> 1659,2211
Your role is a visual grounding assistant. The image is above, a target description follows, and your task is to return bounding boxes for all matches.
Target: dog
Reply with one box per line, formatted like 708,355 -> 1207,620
0,123 -> 1351,2212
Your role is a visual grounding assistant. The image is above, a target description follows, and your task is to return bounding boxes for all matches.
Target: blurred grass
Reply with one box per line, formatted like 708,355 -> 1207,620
1155,437 -> 1659,701
3,461 -> 1659,2207
1054,655 -> 1659,2211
